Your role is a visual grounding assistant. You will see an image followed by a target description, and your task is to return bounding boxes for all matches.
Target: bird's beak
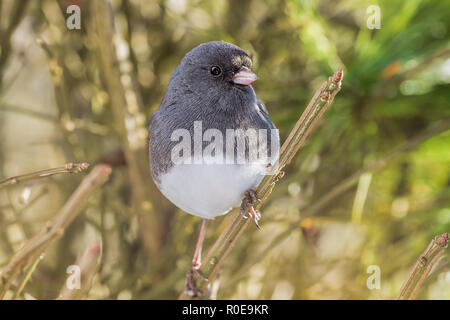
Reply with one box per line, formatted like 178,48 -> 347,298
232,66 -> 258,85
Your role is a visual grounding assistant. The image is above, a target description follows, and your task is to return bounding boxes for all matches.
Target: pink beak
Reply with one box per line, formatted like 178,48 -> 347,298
232,66 -> 258,85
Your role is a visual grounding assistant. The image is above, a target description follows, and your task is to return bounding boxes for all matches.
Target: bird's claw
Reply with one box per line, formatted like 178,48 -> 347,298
240,189 -> 262,229
185,268 -> 210,299
240,207 -> 249,219
248,206 -> 262,229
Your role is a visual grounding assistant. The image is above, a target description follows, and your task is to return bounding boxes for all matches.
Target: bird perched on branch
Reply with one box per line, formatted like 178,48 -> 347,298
149,41 -> 279,297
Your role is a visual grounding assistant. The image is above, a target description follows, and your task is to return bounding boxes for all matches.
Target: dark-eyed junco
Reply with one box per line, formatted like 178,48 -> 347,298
148,41 -> 279,296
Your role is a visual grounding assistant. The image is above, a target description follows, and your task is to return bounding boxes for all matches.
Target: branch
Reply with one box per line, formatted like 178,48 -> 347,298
0,165 -> 111,299
0,162 -> 90,190
13,254 -> 44,299
0,104 -> 59,123
0,0 -> 30,86
396,232 -> 449,300
179,70 -> 344,299
221,119 -> 450,290
35,37 -> 70,120
58,241 -> 102,300
89,0 -> 163,259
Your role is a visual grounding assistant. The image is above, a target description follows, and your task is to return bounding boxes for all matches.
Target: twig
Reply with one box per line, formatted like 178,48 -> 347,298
13,254 -> 44,299
396,232 -> 449,300
222,120 -> 450,289
0,104 -> 59,123
58,241 -> 102,300
35,37 -> 69,119
179,70 -> 344,299
0,163 -> 90,190
89,0 -> 163,259
0,0 -> 30,87
0,165 -> 112,299
421,257 -> 450,289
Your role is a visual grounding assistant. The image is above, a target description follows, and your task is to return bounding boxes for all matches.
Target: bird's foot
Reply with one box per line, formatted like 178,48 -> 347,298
240,189 -> 262,229
185,266 -> 209,299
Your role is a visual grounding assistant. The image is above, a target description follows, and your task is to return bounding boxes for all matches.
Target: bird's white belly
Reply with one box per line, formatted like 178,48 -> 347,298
159,163 -> 268,219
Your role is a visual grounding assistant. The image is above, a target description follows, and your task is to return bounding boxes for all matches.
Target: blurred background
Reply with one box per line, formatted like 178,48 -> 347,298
0,0 -> 449,300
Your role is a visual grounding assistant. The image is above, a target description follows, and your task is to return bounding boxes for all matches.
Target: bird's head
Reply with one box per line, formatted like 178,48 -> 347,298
168,41 -> 258,110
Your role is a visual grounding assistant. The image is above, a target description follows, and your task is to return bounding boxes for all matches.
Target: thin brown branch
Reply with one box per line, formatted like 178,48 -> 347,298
179,70 -> 344,299
13,253 -> 44,299
222,120 -> 450,288
58,241 -> 102,300
0,104 -> 59,123
89,0 -> 163,259
34,37 -> 81,161
0,0 -> 30,86
0,165 -> 111,299
0,162 -> 90,190
35,37 -> 69,119
396,232 -> 449,300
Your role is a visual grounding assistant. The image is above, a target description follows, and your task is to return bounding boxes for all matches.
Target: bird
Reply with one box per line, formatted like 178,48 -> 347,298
148,41 -> 279,297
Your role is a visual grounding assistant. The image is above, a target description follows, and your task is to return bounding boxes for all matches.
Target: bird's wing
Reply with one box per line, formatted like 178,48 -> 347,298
256,97 -> 269,114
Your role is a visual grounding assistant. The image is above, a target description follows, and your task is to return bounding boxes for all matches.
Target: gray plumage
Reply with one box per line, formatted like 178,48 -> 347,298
149,41 -> 279,218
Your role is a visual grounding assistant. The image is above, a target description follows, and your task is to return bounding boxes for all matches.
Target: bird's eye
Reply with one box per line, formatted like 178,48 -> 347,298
210,66 -> 222,76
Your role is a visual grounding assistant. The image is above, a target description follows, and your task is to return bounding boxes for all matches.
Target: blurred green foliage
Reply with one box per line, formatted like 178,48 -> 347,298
0,0 -> 449,299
